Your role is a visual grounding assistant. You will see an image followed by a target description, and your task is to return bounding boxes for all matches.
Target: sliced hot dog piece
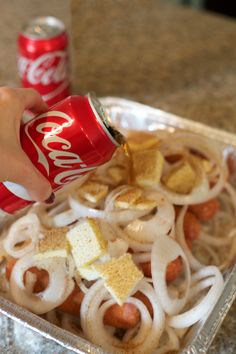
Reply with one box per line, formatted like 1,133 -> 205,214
184,211 -> 200,241
58,285 -> 84,316
189,199 -> 220,221
140,257 -> 183,282
103,303 -> 140,329
6,257 -> 49,293
134,291 -> 153,318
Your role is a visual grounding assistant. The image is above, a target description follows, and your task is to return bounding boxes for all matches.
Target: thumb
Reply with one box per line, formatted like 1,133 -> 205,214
11,151 -> 54,203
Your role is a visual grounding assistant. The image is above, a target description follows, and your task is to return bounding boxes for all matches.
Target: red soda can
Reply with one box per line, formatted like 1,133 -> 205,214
17,16 -> 70,106
0,94 -> 123,216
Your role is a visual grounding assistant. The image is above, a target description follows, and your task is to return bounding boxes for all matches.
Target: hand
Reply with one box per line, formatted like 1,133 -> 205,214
0,87 -> 53,203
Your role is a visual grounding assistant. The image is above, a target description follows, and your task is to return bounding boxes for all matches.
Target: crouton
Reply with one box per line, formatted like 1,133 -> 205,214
191,155 -> 212,174
93,253 -> 143,305
108,166 -> 127,184
66,218 -> 107,268
127,132 -> 159,152
132,197 -> 158,210
163,161 -> 197,194
133,149 -> 164,187
115,187 -> 143,209
77,181 -> 109,203
35,227 -> 68,259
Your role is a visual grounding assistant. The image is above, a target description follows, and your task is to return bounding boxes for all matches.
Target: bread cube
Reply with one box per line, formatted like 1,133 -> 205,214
66,218 -> 107,268
133,149 -> 164,187
163,161 -> 197,194
93,253 -> 143,305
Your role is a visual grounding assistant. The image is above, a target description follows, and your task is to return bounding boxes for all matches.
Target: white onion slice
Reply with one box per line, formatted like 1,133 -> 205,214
52,209 -> 78,227
219,237 -> 236,270
132,252 -> 151,264
158,132 -> 227,205
176,206 -> 203,270
199,232 -> 232,247
81,280 -> 165,354
69,195 -> 147,225
125,192 -> 175,243
107,238 -> 129,258
158,172 -> 225,206
224,182 -> 236,216
153,326 -> 179,354
105,185 -> 154,224
98,297 -> 152,346
10,254 -> 74,314
3,214 -> 40,258
160,132 -> 224,167
112,224 -> 153,252
104,185 -> 132,210
99,220 -> 117,241
69,195 -> 105,219
168,266 -> 224,328
48,201 -> 67,216
151,235 -> 191,315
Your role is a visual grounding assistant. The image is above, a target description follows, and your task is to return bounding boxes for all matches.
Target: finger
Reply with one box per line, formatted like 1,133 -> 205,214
6,150 -> 53,203
19,154 -> 53,202
17,88 -> 48,114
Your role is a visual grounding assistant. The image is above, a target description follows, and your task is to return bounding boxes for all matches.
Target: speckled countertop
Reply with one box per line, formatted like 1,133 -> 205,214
0,0 -> 236,353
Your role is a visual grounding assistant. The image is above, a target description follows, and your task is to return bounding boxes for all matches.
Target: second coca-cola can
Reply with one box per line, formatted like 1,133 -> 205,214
0,94 -> 123,216
17,16 -> 70,106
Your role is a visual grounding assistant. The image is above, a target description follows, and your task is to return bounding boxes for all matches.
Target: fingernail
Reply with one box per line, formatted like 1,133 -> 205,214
44,192 -> 55,204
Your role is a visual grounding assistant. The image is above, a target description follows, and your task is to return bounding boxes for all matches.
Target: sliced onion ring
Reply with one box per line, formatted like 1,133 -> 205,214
52,209 -> 78,227
176,206 -> 203,271
10,254 -> 74,314
81,280 -> 165,354
158,132 -> 227,205
69,195 -> 148,225
154,326 -> 179,354
168,266 -> 224,328
151,235 -> 191,315
125,191 -> 175,243
3,214 -> 40,258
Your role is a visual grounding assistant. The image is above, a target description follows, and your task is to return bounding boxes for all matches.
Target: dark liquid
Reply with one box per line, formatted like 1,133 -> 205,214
123,142 -> 134,184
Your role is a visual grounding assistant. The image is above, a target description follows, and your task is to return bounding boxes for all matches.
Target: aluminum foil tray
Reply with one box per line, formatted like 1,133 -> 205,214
0,97 -> 235,354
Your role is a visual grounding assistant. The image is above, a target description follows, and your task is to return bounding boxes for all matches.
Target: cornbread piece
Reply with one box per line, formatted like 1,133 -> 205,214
163,162 -> 197,194
132,197 -> 158,210
127,132 -> 159,152
93,253 -> 143,305
77,181 -> 109,203
191,155 -> 212,173
66,218 -> 107,268
35,227 -> 68,259
115,187 -> 143,209
108,166 -> 127,184
133,149 -> 164,187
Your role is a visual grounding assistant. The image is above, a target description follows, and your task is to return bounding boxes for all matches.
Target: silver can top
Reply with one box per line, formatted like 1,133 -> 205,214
88,93 -> 124,147
22,16 -> 65,40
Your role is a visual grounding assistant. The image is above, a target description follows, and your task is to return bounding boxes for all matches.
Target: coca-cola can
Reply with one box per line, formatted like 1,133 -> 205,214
0,94 -> 123,216
17,16 -> 70,106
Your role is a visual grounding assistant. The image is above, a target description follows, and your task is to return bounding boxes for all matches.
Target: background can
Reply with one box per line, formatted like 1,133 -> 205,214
0,94 -> 122,216
17,16 -> 70,106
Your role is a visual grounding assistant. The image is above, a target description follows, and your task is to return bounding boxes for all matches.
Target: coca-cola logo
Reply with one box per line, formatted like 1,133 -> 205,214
24,111 -> 95,186
18,51 -> 68,86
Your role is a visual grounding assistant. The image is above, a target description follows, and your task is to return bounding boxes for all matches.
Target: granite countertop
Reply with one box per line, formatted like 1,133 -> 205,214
0,0 -> 236,353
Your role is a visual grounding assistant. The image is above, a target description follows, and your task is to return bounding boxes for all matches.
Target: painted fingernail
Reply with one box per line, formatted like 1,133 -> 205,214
44,192 -> 55,204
